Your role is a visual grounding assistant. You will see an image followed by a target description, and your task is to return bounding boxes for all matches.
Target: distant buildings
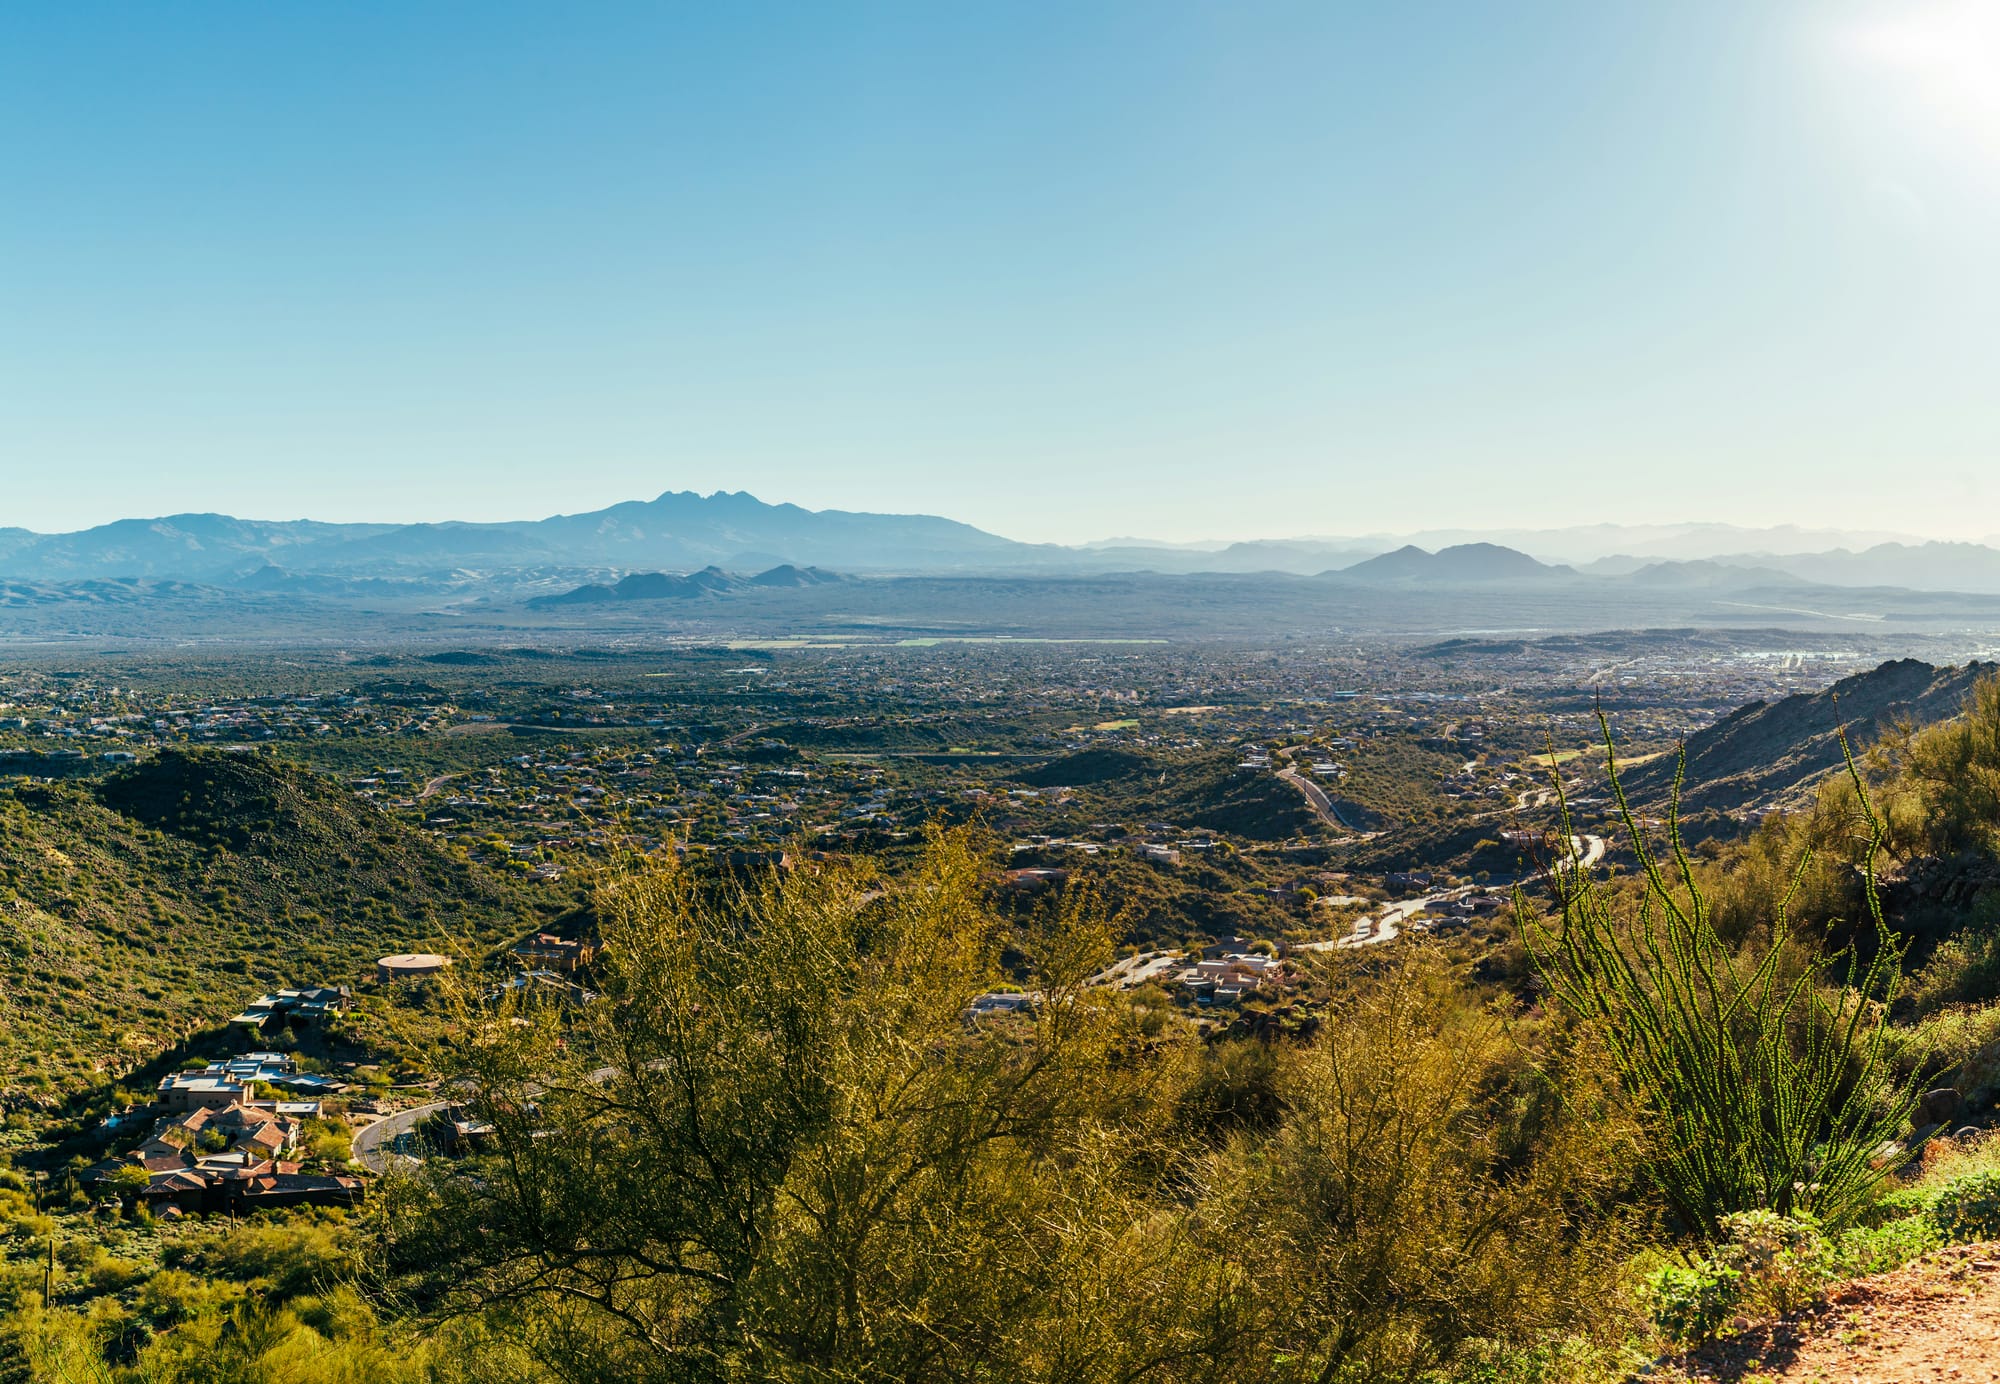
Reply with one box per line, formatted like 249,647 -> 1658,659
1181,951 -> 1283,1006
101,1050 -> 363,1214
510,934 -> 598,973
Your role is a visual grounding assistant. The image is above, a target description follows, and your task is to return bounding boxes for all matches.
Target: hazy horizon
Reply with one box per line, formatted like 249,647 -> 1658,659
5,1 -> 1998,542
6,489 -> 1999,561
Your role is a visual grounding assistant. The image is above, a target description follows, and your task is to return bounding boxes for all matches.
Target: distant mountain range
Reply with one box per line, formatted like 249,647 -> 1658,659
8,492 -> 2000,645
7,492 -> 2000,592
0,491 -> 1042,583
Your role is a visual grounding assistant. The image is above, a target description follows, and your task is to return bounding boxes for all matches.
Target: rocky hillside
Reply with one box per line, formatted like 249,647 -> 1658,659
0,750 -> 541,1097
1624,658 -> 1994,816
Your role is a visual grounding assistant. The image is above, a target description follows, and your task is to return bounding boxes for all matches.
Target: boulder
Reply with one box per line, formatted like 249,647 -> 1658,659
1958,1041 -> 2000,1109
1917,1087 -> 1963,1127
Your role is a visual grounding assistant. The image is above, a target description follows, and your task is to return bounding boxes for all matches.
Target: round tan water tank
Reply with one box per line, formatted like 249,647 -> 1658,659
377,953 -> 453,981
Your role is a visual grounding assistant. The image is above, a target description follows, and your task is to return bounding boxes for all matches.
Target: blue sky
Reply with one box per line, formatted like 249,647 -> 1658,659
2,1 -> 1997,543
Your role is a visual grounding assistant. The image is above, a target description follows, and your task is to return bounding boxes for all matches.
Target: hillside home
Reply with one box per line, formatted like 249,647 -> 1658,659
158,1052 -> 345,1111
511,933 -> 600,973
157,1072 -> 248,1113
140,1160 -> 365,1216
1183,952 -> 1283,1005
228,985 -> 352,1031
966,992 -> 1036,1021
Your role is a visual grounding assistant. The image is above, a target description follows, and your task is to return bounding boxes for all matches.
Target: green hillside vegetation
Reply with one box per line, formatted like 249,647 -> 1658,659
1144,757 -> 1315,839
1016,738 -> 1462,839
11,686 -> 2000,1380
1014,747 -> 1150,787
0,750 -> 540,1097
1002,846 -> 1310,949
1327,735 -> 1466,826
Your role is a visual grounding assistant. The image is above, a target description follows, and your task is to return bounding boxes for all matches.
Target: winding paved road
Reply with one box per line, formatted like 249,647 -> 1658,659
1298,833 -> 1606,953
352,1101 -> 449,1174
1274,746 -> 1356,831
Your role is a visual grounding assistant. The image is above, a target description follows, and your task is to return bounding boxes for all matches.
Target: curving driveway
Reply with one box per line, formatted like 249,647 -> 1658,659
352,1101 -> 450,1174
1274,746 -> 1356,831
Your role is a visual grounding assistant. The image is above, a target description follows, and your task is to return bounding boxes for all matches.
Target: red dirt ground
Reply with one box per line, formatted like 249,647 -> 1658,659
1659,1243 -> 2000,1383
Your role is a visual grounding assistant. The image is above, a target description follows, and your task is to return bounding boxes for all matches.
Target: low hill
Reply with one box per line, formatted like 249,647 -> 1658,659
536,566 -> 741,605
1335,543 -> 1560,583
532,564 -> 847,607
1622,658 -> 1994,816
1015,749 -> 1152,788
0,750 -> 541,1097
1141,754 -> 1318,840
746,564 -> 848,587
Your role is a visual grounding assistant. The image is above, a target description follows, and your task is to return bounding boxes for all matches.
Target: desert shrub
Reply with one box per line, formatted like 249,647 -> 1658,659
1873,673 -> 2000,859
1644,1261 -> 1742,1344
1886,1000 -> 2000,1091
383,829 -> 1251,1382
1229,948 -> 1645,1380
107,1163 -> 152,1194
1177,1037 -> 1286,1140
1830,1215 -> 1943,1277
1710,1211 -> 1832,1317
1645,1211 -> 1850,1343
135,1267 -> 244,1328
1860,1184 -> 1935,1226
168,1216 -> 355,1298
1903,899 -> 2000,1014
1930,1169 -> 2000,1243
1452,1333 -> 1651,1384
89,1255 -> 150,1293
1706,782 -> 1871,950
302,1117 -> 353,1164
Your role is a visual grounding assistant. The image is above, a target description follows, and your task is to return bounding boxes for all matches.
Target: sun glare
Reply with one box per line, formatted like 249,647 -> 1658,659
1836,0 -> 2000,162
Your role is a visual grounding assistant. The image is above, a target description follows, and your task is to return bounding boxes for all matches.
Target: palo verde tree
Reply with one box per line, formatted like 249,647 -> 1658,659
1523,716 -> 1918,1242
379,824 -> 1249,1384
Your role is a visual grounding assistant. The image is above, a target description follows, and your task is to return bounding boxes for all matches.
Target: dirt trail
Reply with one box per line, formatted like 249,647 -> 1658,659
1663,1243 -> 2000,1382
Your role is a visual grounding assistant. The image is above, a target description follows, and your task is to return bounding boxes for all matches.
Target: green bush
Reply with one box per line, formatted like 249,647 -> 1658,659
1831,1216 -> 1943,1277
1646,1212 -> 1850,1343
1712,1211 -> 1833,1318
1862,1185 -> 1935,1226
1645,1262 -> 1742,1343
1930,1169 -> 2000,1243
